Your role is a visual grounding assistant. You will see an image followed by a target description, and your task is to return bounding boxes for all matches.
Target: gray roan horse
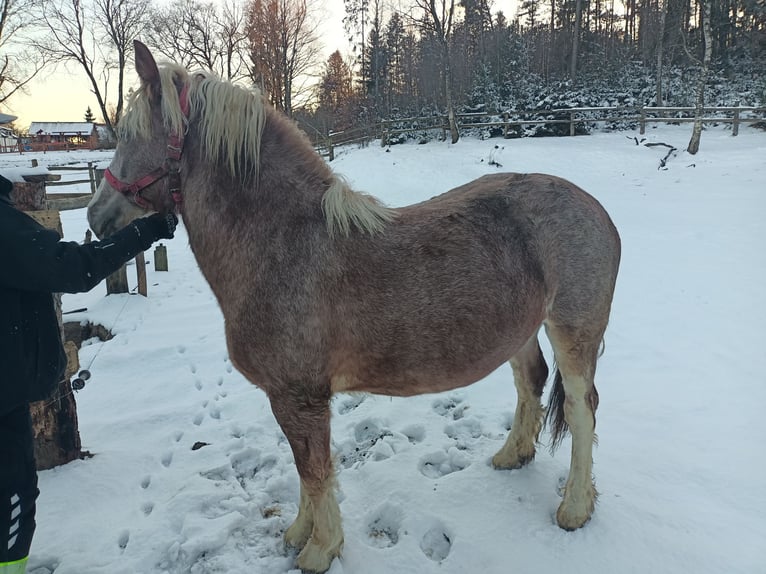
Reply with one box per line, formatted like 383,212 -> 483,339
88,41 -> 621,573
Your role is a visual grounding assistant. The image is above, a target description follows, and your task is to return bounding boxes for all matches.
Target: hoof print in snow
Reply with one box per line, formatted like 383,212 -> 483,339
366,504 -> 403,548
117,530 -> 130,550
444,417 -> 484,449
432,395 -> 468,420
140,475 -> 151,489
420,524 -> 452,562
419,448 -> 470,479
161,451 -> 173,468
141,502 -> 154,516
338,394 -> 366,415
338,419 -> 395,469
400,423 -> 426,444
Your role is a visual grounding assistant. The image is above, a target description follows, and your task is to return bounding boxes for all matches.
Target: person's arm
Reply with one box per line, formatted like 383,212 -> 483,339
0,210 -> 177,294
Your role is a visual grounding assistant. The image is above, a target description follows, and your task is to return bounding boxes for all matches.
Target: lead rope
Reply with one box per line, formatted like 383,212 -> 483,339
45,292 -> 134,407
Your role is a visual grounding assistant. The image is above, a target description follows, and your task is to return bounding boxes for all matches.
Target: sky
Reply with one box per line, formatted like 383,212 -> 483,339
1,124 -> 764,574
4,0 -> 521,131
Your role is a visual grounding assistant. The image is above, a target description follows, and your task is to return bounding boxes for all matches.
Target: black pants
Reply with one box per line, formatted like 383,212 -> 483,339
0,404 -> 38,565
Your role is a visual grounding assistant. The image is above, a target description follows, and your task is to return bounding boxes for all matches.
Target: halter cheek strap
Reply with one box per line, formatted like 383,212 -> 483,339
104,82 -> 191,211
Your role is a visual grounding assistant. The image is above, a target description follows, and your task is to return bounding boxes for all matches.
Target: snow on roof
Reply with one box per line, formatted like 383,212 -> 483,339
29,122 -> 95,135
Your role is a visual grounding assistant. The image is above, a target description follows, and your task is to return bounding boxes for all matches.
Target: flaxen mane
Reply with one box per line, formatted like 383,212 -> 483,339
120,63 -> 395,236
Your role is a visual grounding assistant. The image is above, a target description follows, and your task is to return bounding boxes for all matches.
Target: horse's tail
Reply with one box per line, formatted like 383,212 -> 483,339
545,337 -> 606,451
544,364 -> 568,452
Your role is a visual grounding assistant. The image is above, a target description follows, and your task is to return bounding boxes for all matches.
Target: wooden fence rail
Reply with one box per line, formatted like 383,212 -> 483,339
377,105 -> 766,145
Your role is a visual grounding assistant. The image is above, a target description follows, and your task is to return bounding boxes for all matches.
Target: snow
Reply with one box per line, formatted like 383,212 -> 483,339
1,125 -> 764,574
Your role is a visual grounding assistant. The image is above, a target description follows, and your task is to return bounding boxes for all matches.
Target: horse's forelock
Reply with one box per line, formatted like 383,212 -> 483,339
119,63 -> 188,139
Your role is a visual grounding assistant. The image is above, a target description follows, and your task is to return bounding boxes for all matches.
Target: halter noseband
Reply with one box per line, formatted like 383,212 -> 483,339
104,83 -> 190,211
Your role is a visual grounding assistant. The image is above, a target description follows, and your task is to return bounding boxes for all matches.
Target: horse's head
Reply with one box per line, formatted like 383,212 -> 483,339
87,41 -> 188,238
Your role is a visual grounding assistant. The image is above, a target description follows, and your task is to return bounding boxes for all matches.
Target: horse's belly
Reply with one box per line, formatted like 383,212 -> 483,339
330,345 -> 514,397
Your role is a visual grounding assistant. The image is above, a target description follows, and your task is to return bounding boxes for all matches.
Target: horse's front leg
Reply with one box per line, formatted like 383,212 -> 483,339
269,389 -> 343,573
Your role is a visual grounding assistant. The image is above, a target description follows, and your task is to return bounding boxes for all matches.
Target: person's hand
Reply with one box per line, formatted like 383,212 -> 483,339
142,212 -> 178,240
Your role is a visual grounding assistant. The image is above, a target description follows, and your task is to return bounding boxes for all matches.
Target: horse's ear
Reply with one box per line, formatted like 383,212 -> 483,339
134,40 -> 159,87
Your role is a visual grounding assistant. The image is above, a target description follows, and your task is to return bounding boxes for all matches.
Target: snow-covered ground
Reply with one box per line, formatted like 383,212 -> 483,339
2,125 -> 764,574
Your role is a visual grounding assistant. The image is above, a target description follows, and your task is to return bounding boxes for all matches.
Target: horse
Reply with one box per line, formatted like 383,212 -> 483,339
87,40 -> 621,573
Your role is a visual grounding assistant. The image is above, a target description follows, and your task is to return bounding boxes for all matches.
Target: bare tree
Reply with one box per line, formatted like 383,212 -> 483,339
687,0 -> 712,154
145,0 -> 247,80
413,0 -> 459,143
245,0 -> 322,117
217,0 -> 249,80
94,0 -> 149,131
655,0 -> 667,106
570,0 -> 583,83
35,0 -> 150,139
0,0 -> 51,108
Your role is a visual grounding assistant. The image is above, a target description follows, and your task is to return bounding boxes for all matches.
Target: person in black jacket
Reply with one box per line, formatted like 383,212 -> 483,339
0,173 -> 177,573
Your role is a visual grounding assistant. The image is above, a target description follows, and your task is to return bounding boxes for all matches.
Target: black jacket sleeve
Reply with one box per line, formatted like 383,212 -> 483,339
0,205 -> 162,294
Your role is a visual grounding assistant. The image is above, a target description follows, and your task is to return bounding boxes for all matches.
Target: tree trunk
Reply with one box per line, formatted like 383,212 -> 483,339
570,0 -> 583,83
13,181 -> 84,469
443,44 -> 459,144
687,0 -> 712,155
656,0 -> 668,107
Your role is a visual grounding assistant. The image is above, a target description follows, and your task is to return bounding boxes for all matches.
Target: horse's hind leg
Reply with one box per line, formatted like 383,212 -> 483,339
492,333 -> 549,469
545,322 -> 603,530
269,390 -> 343,573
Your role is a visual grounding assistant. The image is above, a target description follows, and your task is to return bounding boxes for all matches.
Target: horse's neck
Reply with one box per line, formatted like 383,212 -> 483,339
181,145 -> 327,251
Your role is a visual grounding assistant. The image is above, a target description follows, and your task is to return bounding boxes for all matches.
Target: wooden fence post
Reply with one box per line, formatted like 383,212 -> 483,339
154,244 -> 169,271
732,100 -> 740,136
136,252 -> 148,296
640,107 -> 646,135
503,113 -> 509,138
569,111 -> 576,136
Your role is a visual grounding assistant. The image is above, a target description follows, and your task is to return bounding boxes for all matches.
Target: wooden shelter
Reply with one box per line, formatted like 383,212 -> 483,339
28,122 -> 98,151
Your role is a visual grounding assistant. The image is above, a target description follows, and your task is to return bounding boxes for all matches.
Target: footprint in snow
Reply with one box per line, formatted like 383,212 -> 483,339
161,451 -> 173,468
338,419 -> 395,469
337,394 -> 366,415
366,503 -> 404,548
432,395 -> 468,420
420,523 -> 452,562
419,448 -> 470,479
140,475 -> 151,489
117,530 -> 130,551
399,423 -> 426,444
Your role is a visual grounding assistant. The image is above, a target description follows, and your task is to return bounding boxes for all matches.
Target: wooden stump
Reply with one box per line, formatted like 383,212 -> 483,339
30,343 -> 83,470
23,198 -> 84,469
12,181 -> 47,211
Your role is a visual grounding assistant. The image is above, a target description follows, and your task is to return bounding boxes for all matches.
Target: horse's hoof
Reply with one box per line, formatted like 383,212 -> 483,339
295,538 -> 343,573
491,451 -> 534,470
556,492 -> 595,530
284,520 -> 312,550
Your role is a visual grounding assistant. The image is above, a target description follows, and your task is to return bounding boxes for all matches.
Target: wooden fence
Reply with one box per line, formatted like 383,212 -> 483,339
311,105 -> 765,157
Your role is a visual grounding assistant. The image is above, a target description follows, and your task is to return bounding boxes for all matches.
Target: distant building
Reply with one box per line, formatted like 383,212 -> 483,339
0,113 -> 19,152
28,122 -> 99,149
